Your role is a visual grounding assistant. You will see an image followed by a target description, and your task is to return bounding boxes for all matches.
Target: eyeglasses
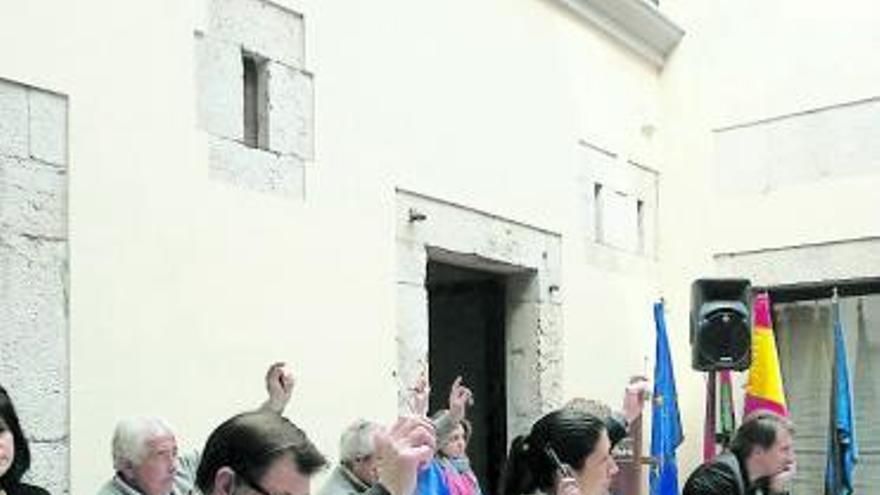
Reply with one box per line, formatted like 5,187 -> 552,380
234,469 -> 274,495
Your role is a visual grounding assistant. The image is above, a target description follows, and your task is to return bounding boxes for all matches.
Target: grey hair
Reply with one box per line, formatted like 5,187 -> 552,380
112,416 -> 175,471
339,419 -> 381,464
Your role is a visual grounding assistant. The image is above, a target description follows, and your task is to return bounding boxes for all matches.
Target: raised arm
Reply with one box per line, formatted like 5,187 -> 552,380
434,376 -> 473,444
605,376 -> 650,447
258,362 -> 295,414
621,376 -> 650,425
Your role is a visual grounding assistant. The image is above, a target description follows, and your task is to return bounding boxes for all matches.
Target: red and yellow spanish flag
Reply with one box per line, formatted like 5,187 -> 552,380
743,292 -> 788,417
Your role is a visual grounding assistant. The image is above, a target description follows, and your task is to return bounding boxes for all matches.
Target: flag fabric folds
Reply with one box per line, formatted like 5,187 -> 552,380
743,292 -> 789,417
650,301 -> 683,495
825,294 -> 858,495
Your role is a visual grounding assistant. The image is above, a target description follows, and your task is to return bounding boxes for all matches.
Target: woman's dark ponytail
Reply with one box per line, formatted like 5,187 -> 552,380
500,434 -> 538,495
500,408 -> 606,495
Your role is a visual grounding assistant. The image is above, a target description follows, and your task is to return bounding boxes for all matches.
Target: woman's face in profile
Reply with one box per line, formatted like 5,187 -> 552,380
574,429 -> 618,495
0,416 -> 15,478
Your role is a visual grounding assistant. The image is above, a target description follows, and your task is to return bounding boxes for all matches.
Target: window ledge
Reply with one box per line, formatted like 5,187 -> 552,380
556,0 -> 684,68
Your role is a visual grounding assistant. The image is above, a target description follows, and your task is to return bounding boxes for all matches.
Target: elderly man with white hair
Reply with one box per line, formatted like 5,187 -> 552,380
317,376 -> 473,495
316,419 -> 385,495
96,362 -> 294,495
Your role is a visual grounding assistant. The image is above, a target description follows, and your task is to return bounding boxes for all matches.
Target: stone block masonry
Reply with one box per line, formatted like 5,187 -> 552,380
206,0 -> 305,68
0,78 -> 69,495
195,0 -> 314,197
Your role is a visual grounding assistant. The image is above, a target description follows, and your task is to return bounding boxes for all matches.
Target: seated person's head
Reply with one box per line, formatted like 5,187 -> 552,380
438,418 -> 471,460
111,417 -> 178,495
0,385 -> 33,489
339,419 -> 382,486
730,412 -> 795,480
196,411 -> 327,495
501,408 -> 618,495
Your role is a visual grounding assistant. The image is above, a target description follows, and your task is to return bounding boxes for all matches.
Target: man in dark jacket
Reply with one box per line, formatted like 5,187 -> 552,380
683,412 -> 796,495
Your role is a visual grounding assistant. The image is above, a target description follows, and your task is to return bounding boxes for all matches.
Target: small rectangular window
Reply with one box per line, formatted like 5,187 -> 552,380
636,199 -> 645,253
594,183 -> 604,242
595,187 -> 640,252
242,51 -> 269,149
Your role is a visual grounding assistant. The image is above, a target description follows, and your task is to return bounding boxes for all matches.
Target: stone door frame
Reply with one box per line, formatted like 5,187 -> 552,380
395,188 -> 564,437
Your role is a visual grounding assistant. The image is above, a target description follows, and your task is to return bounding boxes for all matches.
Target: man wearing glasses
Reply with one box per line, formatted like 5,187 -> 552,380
194,412 -> 436,495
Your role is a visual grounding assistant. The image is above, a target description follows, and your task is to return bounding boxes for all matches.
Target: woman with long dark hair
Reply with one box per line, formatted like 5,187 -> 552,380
0,385 -> 50,495
500,408 -> 618,495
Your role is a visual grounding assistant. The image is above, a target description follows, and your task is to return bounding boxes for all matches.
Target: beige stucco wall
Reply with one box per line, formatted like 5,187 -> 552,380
1,0 -> 669,492
3,0 -> 877,493
657,0 -> 880,477
706,0 -> 880,253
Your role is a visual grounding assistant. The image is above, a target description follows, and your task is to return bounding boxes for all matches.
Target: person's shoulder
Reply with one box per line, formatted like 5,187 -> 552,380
12,483 -> 52,495
95,476 -> 129,495
364,484 -> 391,495
316,467 -> 355,495
682,459 -> 740,495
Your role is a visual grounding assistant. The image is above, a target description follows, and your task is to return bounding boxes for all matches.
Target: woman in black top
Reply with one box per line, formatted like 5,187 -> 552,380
500,408 -> 619,495
0,385 -> 50,495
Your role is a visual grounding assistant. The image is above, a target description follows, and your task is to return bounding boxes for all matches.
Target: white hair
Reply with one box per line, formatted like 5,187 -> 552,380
339,419 -> 381,464
111,416 -> 175,471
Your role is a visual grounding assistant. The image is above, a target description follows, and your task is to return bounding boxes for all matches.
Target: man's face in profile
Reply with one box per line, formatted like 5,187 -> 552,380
754,427 -> 795,479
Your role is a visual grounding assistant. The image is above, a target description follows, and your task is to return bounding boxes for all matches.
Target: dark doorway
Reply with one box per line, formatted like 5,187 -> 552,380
427,261 -> 507,495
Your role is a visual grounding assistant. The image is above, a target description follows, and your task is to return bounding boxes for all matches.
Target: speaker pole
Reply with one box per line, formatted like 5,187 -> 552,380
702,370 -> 717,461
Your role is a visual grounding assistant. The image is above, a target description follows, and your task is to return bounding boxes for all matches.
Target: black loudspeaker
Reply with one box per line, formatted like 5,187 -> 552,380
690,278 -> 752,371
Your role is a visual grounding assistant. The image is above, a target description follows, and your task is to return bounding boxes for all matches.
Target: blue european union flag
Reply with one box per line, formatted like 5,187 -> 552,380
825,296 -> 858,495
650,301 -> 683,495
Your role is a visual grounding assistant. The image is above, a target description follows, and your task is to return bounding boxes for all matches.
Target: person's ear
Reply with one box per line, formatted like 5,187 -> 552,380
119,459 -> 137,480
214,466 -> 237,495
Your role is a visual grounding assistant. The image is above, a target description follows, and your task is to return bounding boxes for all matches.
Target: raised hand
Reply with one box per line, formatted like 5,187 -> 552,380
261,362 -> 294,414
448,376 -> 473,422
768,460 -> 796,494
409,372 -> 431,417
374,416 -> 437,495
622,376 -> 650,424
554,475 -> 581,495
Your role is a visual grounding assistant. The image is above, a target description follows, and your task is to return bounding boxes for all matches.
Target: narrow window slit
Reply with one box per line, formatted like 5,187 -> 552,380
243,51 -> 269,149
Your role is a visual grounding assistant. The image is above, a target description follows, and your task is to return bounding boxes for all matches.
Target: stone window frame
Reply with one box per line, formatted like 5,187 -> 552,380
194,0 -> 314,198
578,139 -> 659,268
